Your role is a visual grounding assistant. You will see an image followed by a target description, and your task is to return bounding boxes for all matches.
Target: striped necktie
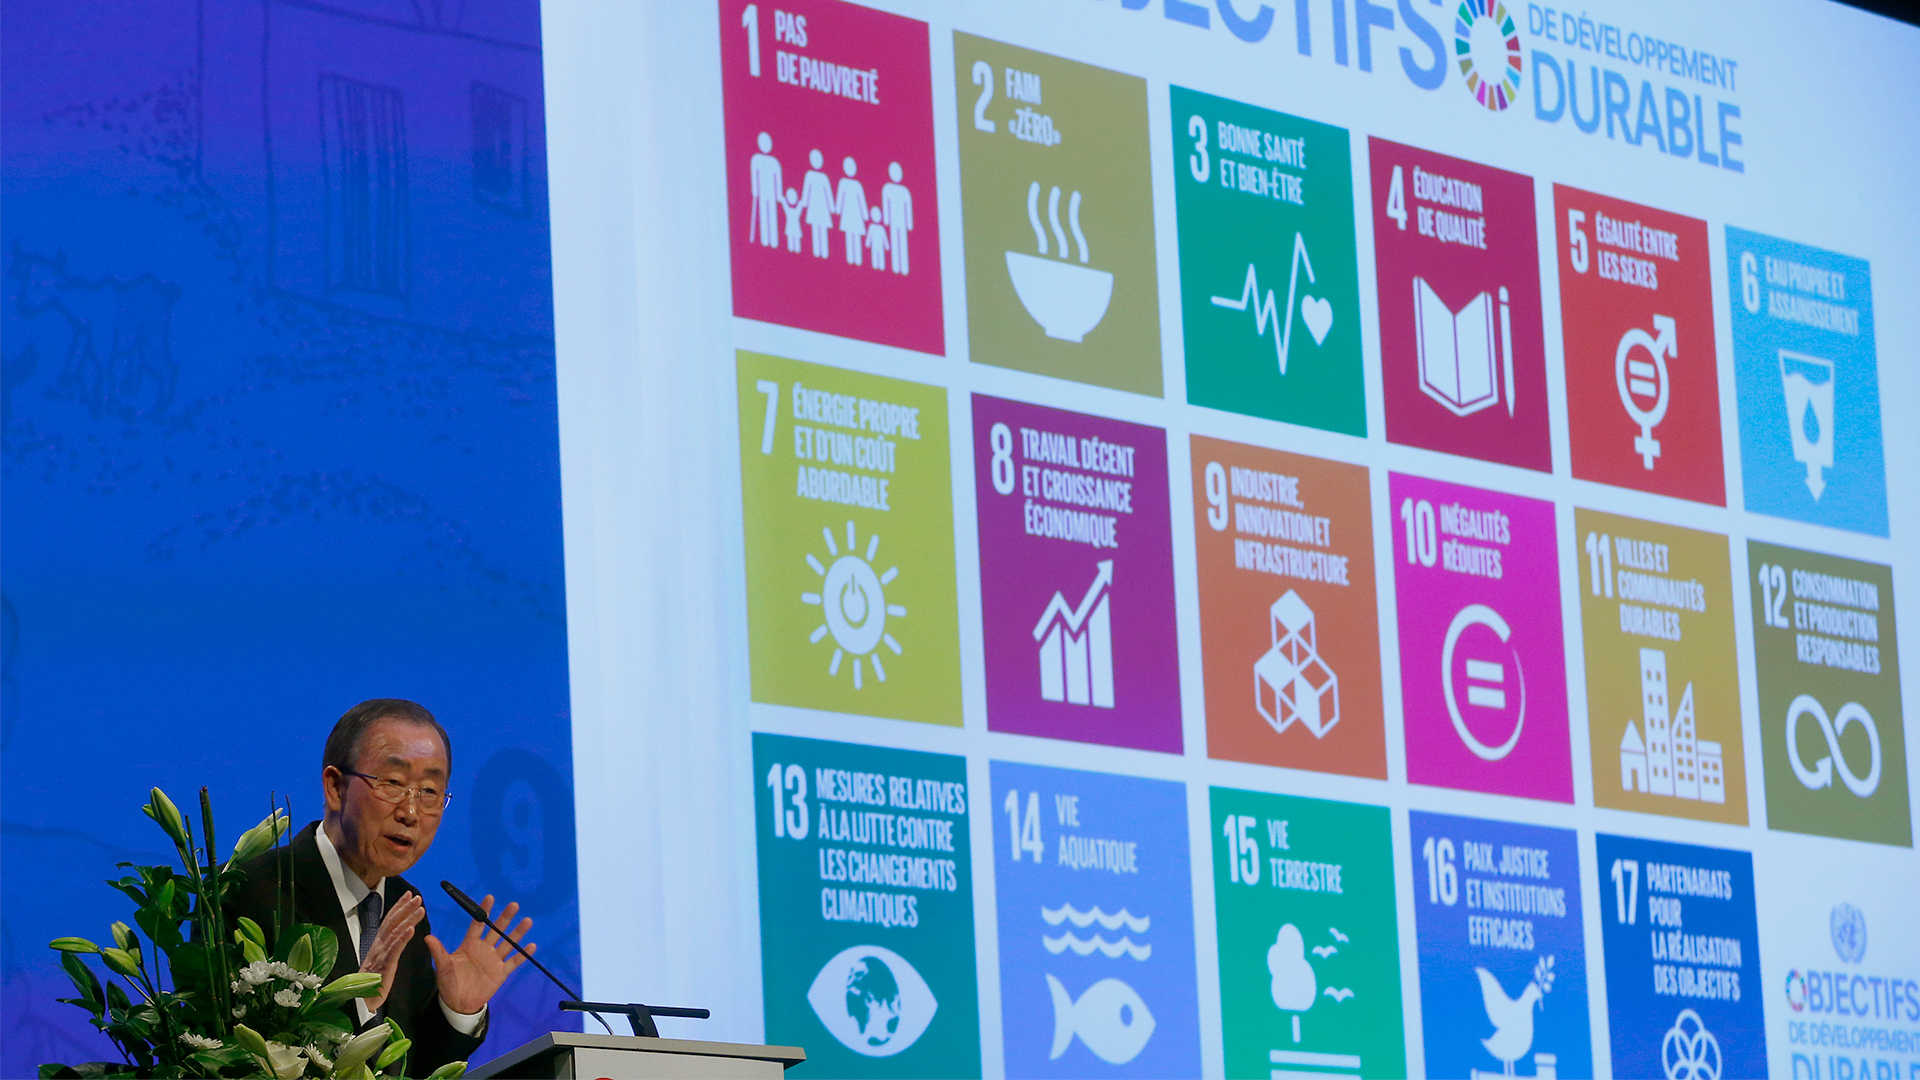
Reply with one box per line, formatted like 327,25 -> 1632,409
357,890 -> 384,965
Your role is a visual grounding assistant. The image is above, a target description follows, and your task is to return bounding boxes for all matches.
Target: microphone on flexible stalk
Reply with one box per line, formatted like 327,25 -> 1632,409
440,880 -> 614,1035
439,881 -> 711,1038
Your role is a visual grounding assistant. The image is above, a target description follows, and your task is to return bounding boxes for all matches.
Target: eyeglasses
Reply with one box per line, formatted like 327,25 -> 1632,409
340,770 -> 451,814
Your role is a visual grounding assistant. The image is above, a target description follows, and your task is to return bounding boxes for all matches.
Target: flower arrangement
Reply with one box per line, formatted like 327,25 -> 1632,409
40,787 -> 465,1079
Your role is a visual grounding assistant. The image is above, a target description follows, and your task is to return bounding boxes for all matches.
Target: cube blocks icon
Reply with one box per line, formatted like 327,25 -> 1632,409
1254,590 -> 1340,737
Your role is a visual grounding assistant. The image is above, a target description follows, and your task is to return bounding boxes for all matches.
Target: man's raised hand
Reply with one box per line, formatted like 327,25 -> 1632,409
426,894 -> 535,1017
358,890 -> 426,1012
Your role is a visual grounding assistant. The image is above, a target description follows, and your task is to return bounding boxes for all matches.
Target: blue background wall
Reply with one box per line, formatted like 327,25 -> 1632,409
1,1 -> 577,1073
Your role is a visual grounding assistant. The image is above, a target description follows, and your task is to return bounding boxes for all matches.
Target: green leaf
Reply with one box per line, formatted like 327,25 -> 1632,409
111,1011 -> 153,1041
304,925 -> 338,978
424,1061 -> 469,1079
133,903 -> 183,956
49,937 -> 100,954
190,1045 -> 251,1071
374,1037 -> 411,1070
167,942 -> 214,994
59,953 -> 103,1007
299,1004 -> 355,1036
104,981 -> 132,1014
103,880 -> 148,909
236,917 -> 266,950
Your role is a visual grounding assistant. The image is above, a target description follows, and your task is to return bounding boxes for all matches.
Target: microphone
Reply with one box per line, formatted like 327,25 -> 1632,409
440,880 -> 615,1035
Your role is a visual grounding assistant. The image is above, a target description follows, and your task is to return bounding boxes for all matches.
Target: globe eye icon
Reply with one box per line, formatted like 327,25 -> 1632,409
803,520 -> 906,690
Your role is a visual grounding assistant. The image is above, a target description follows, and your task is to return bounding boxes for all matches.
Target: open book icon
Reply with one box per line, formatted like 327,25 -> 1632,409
1413,277 -> 1513,417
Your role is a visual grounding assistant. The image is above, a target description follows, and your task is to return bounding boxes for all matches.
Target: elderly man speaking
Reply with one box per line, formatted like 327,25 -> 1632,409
226,699 -> 536,1075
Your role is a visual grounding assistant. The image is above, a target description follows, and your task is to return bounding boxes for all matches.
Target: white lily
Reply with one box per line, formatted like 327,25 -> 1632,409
264,1040 -> 307,1080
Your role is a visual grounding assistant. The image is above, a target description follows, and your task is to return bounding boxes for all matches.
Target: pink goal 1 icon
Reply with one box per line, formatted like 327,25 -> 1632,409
720,0 -> 944,354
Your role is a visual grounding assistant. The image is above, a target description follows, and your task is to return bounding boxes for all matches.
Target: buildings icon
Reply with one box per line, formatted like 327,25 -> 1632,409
1035,561 -> 1115,707
1619,648 -> 1725,803
1253,590 -> 1339,737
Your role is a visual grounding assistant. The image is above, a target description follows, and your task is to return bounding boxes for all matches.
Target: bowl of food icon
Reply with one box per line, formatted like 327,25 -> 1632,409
1004,251 -> 1114,343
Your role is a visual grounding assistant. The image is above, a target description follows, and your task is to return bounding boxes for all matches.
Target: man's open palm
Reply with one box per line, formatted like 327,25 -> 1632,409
426,895 -> 535,1016
359,891 -> 427,1011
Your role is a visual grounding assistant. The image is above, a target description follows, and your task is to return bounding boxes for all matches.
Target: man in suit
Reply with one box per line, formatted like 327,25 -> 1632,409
226,699 -> 537,1076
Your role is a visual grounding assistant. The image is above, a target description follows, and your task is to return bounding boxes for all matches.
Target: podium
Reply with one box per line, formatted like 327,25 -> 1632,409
468,1032 -> 805,1079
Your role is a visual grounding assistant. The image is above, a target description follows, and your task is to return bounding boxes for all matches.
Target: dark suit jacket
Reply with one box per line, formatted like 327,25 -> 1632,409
225,822 -> 484,1076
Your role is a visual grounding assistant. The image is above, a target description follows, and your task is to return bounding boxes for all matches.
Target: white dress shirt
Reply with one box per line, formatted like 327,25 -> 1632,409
315,825 -> 486,1035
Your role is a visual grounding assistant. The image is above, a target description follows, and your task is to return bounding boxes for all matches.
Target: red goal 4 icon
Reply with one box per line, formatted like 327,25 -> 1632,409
1555,185 -> 1724,505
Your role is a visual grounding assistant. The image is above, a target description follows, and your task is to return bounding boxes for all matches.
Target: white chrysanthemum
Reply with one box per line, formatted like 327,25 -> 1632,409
273,987 -> 303,1008
231,1004 -> 248,1018
238,960 -> 276,986
304,1043 -> 334,1071
299,971 -> 324,989
179,1033 -> 223,1050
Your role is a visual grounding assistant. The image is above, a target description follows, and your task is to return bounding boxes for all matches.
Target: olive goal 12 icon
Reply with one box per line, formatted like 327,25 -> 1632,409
1749,541 -> 1908,847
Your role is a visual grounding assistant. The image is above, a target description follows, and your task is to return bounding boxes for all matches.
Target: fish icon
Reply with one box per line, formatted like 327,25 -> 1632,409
1046,974 -> 1156,1064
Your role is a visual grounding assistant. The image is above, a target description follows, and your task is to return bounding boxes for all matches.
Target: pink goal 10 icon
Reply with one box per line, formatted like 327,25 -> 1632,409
719,0 -> 944,354
1389,473 -> 1571,802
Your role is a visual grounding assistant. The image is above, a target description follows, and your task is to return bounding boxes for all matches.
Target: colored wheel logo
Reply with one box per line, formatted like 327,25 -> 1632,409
1454,0 -> 1522,110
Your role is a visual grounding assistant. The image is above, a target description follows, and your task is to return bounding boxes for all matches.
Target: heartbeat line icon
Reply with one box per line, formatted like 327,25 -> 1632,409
1210,232 -> 1329,375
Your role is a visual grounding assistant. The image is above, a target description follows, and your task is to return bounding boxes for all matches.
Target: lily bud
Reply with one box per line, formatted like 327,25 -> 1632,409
229,811 -> 290,866
286,933 -> 313,975
48,937 -> 100,954
332,1025 -> 392,1075
315,971 -> 383,1010
144,788 -> 190,848
100,947 -> 141,979
375,1038 -> 413,1071
231,1023 -> 272,1067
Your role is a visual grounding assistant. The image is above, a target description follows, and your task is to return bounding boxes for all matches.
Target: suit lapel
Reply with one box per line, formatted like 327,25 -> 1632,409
288,823 -> 360,984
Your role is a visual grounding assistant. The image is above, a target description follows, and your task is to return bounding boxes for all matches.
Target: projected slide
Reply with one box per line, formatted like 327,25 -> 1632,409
563,0 -> 1920,1076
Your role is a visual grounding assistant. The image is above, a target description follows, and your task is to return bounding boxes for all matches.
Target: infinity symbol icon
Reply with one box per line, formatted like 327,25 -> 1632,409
1786,694 -> 1881,798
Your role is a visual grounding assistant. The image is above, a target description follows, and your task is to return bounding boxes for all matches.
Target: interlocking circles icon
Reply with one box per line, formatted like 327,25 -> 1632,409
1441,604 -> 1526,761
1786,694 -> 1881,797
1660,1009 -> 1722,1080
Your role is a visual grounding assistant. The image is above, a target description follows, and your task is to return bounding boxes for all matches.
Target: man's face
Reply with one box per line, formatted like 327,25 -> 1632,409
323,718 -> 448,882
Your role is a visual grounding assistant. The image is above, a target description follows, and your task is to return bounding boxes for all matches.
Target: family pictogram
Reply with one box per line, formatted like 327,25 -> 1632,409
749,133 -> 915,274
